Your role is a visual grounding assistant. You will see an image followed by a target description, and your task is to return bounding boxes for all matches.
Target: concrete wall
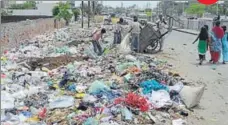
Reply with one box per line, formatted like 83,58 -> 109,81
10,3 -> 57,16
0,18 -> 65,51
1,16 -> 53,23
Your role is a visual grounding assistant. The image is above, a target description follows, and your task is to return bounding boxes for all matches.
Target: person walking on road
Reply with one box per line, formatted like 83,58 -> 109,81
221,26 -> 228,64
91,28 -> 106,56
209,21 -> 224,64
193,26 -> 209,65
113,18 -> 123,44
129,16 -> 142,52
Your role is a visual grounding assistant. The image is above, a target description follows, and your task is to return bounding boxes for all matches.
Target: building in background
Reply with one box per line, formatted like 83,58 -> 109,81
11,3 -> 58,16
1,0 -> 16,8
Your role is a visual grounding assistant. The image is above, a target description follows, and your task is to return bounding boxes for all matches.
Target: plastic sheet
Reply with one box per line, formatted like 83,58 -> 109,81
119,33 -> 131,54
172,118 -> 187,125
49,96 -> 74,109
150,90 -> 173,108
1,92 -> 15,109
140,80 -> 169,94
121,107 -> 133,120
83,117 -> 99,125
88,80 -> 110,94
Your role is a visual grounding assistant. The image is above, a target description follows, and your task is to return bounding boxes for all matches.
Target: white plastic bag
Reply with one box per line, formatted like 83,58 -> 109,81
1,91 -> 15,109
151,90 -> 172,108
172,118 -> 187,125
180,85 -> 205,108
119,33 -> 131,54
49,96 -> 74,109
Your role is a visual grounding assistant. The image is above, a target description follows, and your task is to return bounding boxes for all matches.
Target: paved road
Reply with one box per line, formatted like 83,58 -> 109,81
156,31 -> 228,125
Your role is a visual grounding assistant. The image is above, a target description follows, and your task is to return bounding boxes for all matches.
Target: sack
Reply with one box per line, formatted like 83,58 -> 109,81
179,86 -> 205,108
119,33 -> 131,54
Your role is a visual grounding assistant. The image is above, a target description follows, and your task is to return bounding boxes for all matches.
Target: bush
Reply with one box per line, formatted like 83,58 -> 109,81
72,8 -> 80,21
52,6 -> 60,16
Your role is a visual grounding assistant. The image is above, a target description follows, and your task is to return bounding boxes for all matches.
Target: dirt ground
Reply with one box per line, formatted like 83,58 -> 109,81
155,31 -> 228,125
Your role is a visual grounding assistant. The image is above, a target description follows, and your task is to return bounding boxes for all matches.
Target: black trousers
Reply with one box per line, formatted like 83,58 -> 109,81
92,40 -> 102,55
199,54 -> 205,60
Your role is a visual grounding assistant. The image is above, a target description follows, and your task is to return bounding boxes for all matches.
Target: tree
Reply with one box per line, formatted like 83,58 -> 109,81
9,1 -> 36,9
55,2 -> 73,26
52,6 -> 60,16
185,3 -> 206,17
72,8 -> 80,21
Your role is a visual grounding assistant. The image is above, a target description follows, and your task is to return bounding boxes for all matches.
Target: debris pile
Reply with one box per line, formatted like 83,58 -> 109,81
1,24 -> 204,125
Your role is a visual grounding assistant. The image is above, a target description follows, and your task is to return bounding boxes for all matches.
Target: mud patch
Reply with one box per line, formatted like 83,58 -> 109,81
28,55 -> 88,70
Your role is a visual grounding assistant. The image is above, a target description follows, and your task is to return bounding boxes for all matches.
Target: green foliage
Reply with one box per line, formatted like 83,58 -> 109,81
52,6 -> 60,16
9,1 -> 36,9
72,8 -> 80,21
145,8 -> 152,17
55,2 -> 73,25
185,3 -> 206,17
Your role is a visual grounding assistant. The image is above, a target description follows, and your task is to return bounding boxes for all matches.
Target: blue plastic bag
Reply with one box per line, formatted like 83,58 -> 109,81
140,80 -> 168,94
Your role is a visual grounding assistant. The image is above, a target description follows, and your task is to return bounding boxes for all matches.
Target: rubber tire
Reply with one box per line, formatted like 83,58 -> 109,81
144,39 -> 162,54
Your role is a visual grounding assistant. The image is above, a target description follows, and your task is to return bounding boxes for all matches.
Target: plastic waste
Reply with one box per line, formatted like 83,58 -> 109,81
76,85 -> 87,93
121,107 -> 133,120
140,80 -> 169,94
119,33 -> 131,54
88,80 -> 110,94
49,96 -> 74,109
172,118 -> 187,125
169,82 -> 184,92
1,92 -> 15,109
83,95 -> 97,103
38,108 -> 47,119
124,73 -> 132,82
125,55 -> 137,61
150,90 -> 173,108
83,117 -> 99,125
68,84 -> 76,92
59,72 -> 69,88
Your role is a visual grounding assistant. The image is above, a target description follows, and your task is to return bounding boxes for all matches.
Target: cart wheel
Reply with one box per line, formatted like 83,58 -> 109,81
144,39 -> 162,54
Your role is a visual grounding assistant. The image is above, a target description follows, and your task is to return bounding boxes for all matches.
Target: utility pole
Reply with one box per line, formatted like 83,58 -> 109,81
81,1 -> 84,28
88,1 -> 90,28
217,2 -> 219,15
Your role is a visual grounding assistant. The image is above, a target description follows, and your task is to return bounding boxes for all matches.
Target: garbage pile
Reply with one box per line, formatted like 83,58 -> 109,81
1,24 -> 204,125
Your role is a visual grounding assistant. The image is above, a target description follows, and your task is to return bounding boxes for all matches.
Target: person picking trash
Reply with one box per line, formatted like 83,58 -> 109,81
129,16 -> 142,52
113,18 -> 124,44
91,27 -> 106,56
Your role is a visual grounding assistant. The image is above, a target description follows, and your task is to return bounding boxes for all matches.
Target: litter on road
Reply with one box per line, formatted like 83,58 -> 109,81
1,23 -> 205,125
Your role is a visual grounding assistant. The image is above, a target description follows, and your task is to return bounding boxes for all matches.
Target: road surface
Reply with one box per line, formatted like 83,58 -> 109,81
156,31 -> 228,125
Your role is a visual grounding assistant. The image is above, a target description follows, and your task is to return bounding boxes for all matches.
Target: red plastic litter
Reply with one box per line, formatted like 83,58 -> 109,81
114,92 -> 149,112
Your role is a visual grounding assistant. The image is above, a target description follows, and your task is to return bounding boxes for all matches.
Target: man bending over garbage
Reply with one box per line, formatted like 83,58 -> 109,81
129,16 -> 142,52
91,27 -> 106,56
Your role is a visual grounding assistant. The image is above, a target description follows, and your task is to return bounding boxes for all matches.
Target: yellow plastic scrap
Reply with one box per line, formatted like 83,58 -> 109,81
41,67 -> 50,72
1,56 -> 7,62
75,93 -> 85,99
26,116 -> 40,122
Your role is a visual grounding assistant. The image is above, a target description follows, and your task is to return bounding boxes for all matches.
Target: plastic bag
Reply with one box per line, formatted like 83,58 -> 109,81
121,107 -> 133,120
1,91 -> 15,109
119,33 -> 131,54
83,117 -> 99,125
49,96 -> 74,109
140,80 -> 168,94
88,80 -> 110,94
180,86 -> 205,108
151,90 -> 173,108
172,118 -> 187,125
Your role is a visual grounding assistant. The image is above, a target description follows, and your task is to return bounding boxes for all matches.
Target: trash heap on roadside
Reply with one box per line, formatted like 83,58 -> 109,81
1,24 -> 205,125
